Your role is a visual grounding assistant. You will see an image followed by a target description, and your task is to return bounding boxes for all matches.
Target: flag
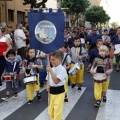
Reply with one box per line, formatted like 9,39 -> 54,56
28,8 -> 64,54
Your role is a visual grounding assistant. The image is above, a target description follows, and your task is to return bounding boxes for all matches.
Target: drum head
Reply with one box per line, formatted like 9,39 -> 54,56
93,73 -> 107,80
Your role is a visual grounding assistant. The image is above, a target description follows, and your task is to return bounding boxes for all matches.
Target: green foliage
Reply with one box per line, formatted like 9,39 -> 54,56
111,22 -> 118,28
23,0 -> 48,8
61,0 -> 90,14
85,6 -> 110,26
60,0 -> 90,27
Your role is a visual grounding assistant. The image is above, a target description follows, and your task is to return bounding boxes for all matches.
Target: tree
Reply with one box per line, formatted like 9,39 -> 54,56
23,0 -> 48,8
85,6 -> 110,27
61,0 -> 90,27
111,22 -> 118,28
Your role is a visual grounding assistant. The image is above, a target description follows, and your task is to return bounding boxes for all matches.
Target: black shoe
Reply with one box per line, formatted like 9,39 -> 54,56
78,87 -> 81,91
71,84 -> 76,88
37,93 -> 41,101
27,100 -> 33,104
86,68 -> 90,73
94,101 -> 101,107
116,69 -> 119,72
64,97 -> 68,102
102,96 -> 107,102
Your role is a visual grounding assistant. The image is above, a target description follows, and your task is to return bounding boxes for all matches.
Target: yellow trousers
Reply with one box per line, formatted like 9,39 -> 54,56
26,74 -> 40,100
70,63 -> 84,84
94,78 -> 110,100
48,92 -> 65,120
64,75 -> 68,93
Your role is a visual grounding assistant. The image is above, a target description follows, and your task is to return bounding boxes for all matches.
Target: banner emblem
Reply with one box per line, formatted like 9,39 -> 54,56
35,20 -> 57,44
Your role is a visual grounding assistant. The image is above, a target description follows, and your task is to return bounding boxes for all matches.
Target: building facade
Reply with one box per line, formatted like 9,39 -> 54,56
0,0 -> 30,29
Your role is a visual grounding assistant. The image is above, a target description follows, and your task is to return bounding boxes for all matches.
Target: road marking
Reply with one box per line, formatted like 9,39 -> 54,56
0,87 -> 45,120
35,87 -> 86,120
0,82 -> 6,91
96,89 -> 120,120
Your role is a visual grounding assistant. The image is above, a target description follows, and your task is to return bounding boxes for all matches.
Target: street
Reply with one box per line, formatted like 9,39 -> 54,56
0,64 -> 120,120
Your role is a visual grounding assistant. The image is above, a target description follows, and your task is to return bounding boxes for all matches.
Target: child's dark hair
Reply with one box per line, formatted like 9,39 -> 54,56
74,37 -> 80,41
7,49 -> 16,56
51,50 -> 64,61
104,29 -> 108,32
27,47 -> 35,52
63,44 -> 68,49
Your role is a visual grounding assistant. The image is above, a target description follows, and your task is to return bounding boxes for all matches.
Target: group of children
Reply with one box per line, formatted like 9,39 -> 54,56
1,36 -> 113,120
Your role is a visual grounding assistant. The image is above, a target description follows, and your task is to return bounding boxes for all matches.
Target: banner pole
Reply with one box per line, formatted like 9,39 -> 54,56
25,8 -> 69,11
47,54 -> 50,106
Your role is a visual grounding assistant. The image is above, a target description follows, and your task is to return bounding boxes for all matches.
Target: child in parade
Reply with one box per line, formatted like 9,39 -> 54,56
22,48 -> 43,104
4,49 -> 22,86
90,45 -> 113,107
69,37 -> 88,91
87,39 -> 103,72
36,50 -> 47,86
46,50 -> 67,120
1,49 -> 20,101
60,45 -> 71,102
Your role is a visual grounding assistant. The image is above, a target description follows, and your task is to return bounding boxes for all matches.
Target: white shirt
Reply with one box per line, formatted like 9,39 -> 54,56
14,29 -> 26,49
46,64 -> 67,87
4,34 -> 12,42
102,35 -> 111,43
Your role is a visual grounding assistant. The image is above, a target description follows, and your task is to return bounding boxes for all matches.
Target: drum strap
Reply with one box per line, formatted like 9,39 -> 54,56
62,54 -> 68,66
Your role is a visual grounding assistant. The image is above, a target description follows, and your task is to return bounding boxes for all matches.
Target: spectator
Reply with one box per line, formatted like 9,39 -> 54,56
14,24 -> 26,60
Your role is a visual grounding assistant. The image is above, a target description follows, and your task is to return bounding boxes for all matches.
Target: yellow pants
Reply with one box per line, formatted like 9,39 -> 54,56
48,92 -> 65,120
26,74 -> 40,100
70,63 -> 84,84
64,75 -> 68,93
94,78 -> 110,100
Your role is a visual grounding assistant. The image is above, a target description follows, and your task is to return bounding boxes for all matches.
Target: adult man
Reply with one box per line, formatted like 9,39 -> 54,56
87,27 -> 102,53
14,24 -> 26,59
67,31 -> 77,49
112,27 -> 120,71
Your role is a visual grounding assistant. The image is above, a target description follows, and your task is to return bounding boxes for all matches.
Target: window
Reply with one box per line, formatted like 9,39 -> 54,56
8,9 -> 14,22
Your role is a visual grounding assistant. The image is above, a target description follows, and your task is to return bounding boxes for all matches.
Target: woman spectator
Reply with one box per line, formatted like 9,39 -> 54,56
0,28 -> 11,88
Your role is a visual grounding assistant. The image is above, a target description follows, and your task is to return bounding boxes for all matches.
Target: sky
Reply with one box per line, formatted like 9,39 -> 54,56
100,0 -> 120,25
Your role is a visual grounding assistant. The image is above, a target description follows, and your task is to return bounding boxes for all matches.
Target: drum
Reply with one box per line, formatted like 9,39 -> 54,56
2,75 -> 14,82
69,62 -> 83,76
23,76 -> 37,84
93,73 -> 107,83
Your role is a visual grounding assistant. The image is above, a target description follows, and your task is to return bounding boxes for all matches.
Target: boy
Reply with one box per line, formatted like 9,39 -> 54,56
60,45 -> 71,102
1,49 -> 20,101
69,37 -> 88,91
46,50 -> 67,120
87,39 -> 103,72
22,48 -> 43,104
90,45 -> 113,107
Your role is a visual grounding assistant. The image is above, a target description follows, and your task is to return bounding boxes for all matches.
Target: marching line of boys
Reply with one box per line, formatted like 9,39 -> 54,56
0,37 -> 113,120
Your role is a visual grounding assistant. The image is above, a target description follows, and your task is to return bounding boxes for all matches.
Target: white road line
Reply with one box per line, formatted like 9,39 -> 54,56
0,82 -> 6,91
0,87 -> 45,120
35,87 -> 86,120
96,89 -> 120,120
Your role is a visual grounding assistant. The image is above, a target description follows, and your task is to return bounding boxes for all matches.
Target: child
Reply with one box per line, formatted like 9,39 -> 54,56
22,48 -> 43,104
87,39 -> 103,72
90,45 -> 113,107
1,49 -> 20,101
36,50 -> 47,86
69,37 -> 88,91
46,50 -> 67,120
60,45 -> 71,102
4,49 -> 22,86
